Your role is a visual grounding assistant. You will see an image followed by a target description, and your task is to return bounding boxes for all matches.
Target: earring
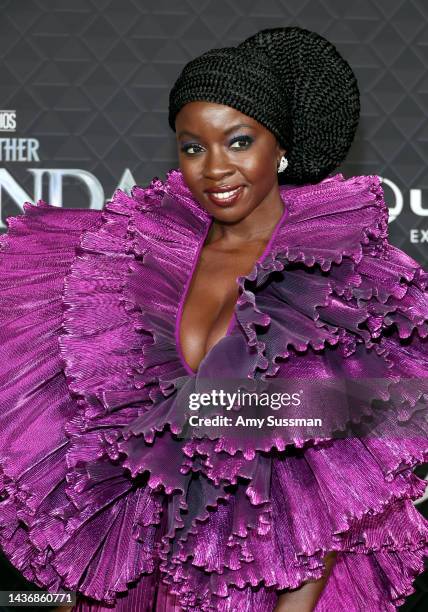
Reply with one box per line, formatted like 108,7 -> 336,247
277,155 -> 288,173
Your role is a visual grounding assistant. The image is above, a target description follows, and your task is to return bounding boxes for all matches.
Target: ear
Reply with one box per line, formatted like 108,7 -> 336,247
275,140 -> 287,159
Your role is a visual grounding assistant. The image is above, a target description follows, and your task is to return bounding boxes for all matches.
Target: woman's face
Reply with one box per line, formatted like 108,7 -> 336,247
175,101 -> 286,221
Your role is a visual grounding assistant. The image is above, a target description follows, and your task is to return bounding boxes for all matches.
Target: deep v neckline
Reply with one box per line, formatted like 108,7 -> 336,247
175,200 -> 288,376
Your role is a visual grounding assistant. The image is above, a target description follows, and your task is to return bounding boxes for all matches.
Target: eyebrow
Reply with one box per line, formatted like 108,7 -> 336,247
177,123 -> 254,139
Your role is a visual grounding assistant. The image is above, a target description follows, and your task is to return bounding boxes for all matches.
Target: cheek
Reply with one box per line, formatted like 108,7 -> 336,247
179,158 -> 203,190
242,148 -> 277,188
179,163 -> 208,204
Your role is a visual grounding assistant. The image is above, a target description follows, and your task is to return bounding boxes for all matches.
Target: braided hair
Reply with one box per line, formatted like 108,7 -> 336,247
168,26 -> 360,185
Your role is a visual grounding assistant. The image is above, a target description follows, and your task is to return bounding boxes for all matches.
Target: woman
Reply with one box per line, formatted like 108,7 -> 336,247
1,26 -> 428,612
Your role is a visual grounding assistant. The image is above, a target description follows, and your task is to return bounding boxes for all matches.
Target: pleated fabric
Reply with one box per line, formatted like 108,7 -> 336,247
1,169 -> 428,611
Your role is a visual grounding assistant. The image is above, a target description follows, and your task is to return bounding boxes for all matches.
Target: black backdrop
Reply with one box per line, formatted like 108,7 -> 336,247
1,0 -> 428,265
1,1 -> 428,610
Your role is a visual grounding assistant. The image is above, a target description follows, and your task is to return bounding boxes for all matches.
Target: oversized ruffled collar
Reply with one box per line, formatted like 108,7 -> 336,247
139,167 -> 388,272
63,163 -> 428,412
106,168 -> 390,382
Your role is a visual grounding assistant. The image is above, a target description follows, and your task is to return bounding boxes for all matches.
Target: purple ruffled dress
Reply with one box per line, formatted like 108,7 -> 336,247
1,169 -> 428,611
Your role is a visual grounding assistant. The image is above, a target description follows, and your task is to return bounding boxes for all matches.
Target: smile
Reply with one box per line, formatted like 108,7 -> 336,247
206,186 -> 245,206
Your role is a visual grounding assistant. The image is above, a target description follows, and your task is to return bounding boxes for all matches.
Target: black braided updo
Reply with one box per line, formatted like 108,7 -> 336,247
168,26 -> 360,185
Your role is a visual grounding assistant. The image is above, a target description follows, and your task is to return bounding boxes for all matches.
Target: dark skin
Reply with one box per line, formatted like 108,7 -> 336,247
176,101 -> 286,373
175,100 -> 337,611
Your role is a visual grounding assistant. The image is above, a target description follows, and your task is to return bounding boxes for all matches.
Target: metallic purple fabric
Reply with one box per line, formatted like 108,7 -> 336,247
1,169 -> 428,611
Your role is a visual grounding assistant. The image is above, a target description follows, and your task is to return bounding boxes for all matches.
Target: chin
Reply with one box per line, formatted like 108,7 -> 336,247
209,203 -> 251,220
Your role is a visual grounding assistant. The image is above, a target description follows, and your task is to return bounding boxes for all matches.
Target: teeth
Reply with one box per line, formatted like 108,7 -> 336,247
210,187 -> 240,200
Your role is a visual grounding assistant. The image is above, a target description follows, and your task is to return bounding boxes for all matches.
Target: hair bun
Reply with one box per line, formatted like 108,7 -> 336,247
238,26 -> 360,184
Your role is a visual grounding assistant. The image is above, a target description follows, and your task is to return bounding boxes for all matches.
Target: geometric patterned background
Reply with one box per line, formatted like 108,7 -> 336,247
1,0 -> 428,266
1,2 -> 428,610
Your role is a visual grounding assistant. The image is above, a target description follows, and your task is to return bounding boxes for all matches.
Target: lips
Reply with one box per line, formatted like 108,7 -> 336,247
205,185 -> 243,194
205,185 -> 245,206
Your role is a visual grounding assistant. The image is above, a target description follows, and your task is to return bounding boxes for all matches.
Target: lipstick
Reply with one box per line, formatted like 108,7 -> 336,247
205,185 -> 245,207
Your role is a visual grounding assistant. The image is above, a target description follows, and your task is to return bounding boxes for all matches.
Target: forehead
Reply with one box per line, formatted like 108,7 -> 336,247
175,101 -> 260,133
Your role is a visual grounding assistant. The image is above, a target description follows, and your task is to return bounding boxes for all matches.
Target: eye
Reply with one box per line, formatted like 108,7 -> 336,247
180,143 -> 204,155
230,135 -> 254,150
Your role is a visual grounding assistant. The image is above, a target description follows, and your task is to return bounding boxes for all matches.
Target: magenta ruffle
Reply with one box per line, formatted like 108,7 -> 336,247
0,170 -> 428,611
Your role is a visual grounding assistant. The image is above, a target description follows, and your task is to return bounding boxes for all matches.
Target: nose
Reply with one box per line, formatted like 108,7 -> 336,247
202,146 -> 235,181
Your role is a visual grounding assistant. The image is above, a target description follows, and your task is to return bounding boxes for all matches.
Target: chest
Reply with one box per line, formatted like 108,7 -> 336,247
178,240 -> 268,373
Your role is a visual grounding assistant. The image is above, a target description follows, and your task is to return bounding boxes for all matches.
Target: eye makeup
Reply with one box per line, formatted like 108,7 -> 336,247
180,133 -> 254,155
180,143 -> 203,155
229,134 -> 254,148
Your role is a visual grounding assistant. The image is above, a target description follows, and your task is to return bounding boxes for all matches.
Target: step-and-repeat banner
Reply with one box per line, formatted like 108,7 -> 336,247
1,1 -> 428,610
1,0 -> 428,264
